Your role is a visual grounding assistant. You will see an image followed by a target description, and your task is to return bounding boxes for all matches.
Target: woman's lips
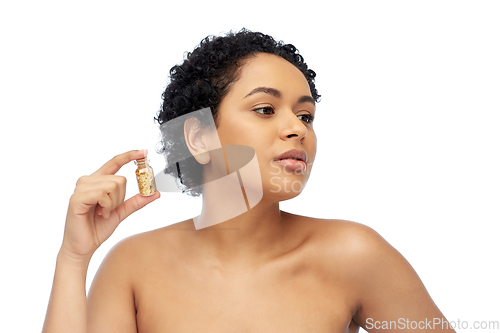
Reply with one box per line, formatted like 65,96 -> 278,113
273,158 -> 307,172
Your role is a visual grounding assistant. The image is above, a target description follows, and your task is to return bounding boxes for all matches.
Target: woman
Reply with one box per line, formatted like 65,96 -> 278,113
43,29 -> 455,332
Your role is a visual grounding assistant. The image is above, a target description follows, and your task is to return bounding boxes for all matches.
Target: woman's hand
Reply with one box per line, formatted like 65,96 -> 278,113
60,150 -> 160,262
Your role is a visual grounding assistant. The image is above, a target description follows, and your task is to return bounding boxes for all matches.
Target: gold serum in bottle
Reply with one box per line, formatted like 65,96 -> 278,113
135,157 -> 157,196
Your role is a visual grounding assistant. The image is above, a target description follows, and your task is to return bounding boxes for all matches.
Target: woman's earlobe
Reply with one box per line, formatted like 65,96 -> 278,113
194,151 -> 211,164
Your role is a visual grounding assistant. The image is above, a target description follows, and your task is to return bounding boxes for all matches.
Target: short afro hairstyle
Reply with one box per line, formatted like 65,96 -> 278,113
154,28 -> 320,197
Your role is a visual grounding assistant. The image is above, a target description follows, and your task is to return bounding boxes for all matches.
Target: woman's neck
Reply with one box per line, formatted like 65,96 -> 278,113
191,175 -> 288,271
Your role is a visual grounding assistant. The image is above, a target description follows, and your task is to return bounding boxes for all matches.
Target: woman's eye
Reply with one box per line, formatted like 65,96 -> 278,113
253,106 -> 275,115
253,107 -> 314,123
298,113 -> 315,123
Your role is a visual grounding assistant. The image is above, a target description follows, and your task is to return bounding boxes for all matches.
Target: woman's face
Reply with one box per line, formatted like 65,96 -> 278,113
214,53 -> 317,202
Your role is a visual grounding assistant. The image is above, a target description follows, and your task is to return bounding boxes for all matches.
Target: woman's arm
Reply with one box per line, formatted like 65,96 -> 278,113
42,250 -> 91,333
42,150 -> 160,333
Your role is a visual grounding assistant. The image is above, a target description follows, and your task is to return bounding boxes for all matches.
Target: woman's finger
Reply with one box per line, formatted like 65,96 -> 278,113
69,189 -> 113,216
91,149 -> 147,176
75,175 -> 127,187
74,177 -> 126,194
73,179 -> 126,215
96,190 -> 114,219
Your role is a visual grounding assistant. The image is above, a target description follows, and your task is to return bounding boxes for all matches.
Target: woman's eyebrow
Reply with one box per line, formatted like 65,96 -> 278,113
298,95 -> 316,106
244,86 -> 315,105
245,86 -> 281,98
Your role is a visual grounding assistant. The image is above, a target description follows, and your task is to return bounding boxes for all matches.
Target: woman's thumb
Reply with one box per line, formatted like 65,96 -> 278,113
117,191 -> 160,221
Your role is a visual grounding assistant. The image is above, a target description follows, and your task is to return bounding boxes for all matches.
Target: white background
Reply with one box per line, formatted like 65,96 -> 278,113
1,1 -> 499,331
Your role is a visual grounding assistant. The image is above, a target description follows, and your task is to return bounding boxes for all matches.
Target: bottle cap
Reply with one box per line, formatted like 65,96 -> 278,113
135,157 -> 148,165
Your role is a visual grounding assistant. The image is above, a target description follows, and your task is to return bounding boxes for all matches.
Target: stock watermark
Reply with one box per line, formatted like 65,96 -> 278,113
269,161 -> 313,193
366,317 -> 499,330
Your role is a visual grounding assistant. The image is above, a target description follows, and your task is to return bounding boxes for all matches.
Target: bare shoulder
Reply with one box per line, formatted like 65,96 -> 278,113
282,211 -> 404,278
284,213 -> 453,331
108,218 -> 194,263
88,222 -> 193,332
91,230 -> 161,291
88,223 -> 189,332
283,211 -> 390,255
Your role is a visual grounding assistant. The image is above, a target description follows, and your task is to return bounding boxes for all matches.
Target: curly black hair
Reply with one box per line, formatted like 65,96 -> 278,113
154,28 -> 320,197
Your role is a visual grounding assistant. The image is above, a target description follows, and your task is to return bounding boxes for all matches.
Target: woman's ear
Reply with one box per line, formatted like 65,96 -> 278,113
184,116 -> 211,164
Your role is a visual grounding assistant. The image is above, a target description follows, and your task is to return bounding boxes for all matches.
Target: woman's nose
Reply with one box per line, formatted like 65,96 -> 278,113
278,110 -> 307,142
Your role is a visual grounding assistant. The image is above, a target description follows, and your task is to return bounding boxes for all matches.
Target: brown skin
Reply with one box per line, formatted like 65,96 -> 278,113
46,54 -> 455,332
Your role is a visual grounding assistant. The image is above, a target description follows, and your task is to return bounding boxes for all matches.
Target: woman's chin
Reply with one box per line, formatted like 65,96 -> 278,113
262,179 -> 308,202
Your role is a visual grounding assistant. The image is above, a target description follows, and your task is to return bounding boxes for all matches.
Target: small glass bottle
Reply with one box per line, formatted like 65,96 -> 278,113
135,157 -> 157,196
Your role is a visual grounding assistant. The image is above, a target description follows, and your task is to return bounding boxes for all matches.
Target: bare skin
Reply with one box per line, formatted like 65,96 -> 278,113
43,53 -> 455,333
86,213 -> 452,333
